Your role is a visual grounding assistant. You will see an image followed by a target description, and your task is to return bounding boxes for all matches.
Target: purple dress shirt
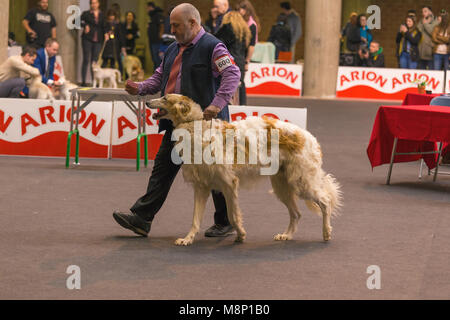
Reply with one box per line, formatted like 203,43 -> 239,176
138,28 -> 241,110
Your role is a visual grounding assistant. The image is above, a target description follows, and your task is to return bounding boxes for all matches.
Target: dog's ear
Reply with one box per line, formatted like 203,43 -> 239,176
173,99 -> 191,117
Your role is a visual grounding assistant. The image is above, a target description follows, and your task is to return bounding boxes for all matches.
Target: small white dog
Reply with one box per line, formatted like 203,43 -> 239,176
149,94 -> 343,246
92,61 -> 122,88
57,76 -> 78,100
28,75 -> 54,101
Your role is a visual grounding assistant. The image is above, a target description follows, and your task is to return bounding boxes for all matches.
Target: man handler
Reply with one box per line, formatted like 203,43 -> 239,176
113,3 -> 241,238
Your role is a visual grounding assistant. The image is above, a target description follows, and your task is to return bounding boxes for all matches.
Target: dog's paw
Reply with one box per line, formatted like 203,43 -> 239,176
234,234 -> 246,243
174,238 -> 193,246
323,227 -> 332,241
274,233 -> 292,241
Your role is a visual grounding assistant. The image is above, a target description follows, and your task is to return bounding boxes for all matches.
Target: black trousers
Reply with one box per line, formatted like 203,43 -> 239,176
81,38 -> 102,84
130,129 -> 230,226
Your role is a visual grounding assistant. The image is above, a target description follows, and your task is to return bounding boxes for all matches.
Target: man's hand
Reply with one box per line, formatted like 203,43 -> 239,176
125,80 -> 139,95
203,105 -> 221,120
85,25 -> 90,34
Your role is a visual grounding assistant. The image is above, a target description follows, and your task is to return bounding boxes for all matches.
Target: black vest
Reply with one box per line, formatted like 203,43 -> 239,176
159,32 -> 230,132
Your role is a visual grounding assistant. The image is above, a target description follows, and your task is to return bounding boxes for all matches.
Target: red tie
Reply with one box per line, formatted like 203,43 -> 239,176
165,46 -> 187,94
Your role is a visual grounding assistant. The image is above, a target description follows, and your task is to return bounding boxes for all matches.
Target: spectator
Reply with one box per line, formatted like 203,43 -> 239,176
102,9 -> 126,73
356,40 -> 385,68
237,0 -> 260,68
204,7 -> 219,34
268,14 -> 291,59
159,7 -> 176,57
215,11 -> 251,105
122,11 -> 140,55
80,0 -> 105,87
22,0 -> 56,48
279,2 -> 301,62
0,46 -> 40,98
396,16 -> 421,69
357,14 -> 372,48
32,38 -> 60,87
407,9 -> 417,20
147,2 -> 164,71
340,12 -> 360,66
417,6 -> 439,70
213,0 -> 231,34
111,3 -> 122,24
431,10 -> 450,71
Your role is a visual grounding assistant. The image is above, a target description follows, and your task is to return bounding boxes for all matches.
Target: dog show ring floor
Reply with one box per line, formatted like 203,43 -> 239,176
0,96 -> 448,299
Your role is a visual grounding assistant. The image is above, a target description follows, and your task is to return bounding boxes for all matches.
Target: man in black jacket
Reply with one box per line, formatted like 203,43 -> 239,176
147,2 -> 164,71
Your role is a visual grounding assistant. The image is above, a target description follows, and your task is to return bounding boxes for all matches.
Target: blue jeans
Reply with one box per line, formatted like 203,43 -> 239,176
433,53 -> 449,71
399,52 -> 417,69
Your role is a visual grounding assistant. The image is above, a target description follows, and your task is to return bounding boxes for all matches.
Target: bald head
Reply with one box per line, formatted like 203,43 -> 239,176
171,3 -> 201,25
213,0 -> 229,15
170,3 -> 202,45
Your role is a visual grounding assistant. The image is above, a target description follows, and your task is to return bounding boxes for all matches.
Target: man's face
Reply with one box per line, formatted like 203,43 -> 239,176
369,42 -> 379,54
46,43 -> 59,58
213,0 -> 228,15
170,11 -> 195,45
39,0 -> 48,11
90,0 -> 99,11
422,7 -> 431,18
147,5 -> 155,13
23,54 -> 37,65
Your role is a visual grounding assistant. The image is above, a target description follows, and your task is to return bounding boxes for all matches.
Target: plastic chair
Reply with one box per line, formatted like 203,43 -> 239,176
276,51 -> 293,63
418,94 -> 450,179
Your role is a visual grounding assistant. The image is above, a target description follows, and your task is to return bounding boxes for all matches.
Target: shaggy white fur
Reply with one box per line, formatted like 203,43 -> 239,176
149,94 -> 342,246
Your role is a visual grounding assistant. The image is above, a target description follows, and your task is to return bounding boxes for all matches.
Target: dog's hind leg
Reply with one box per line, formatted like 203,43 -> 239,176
222,181 -> 247,243
271,174 -> 301,241
175,187 -> 210,246
318,201 -> 332,241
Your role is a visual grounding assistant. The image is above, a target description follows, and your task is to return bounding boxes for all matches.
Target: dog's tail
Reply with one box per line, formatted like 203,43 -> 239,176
305,173 -> 342,218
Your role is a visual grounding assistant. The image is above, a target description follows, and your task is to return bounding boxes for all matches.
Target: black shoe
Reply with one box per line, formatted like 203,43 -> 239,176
204,224 -> 234,237
112,211 -> 151,237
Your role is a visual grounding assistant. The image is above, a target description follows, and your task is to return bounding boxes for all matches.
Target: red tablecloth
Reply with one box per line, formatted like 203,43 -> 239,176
367,105 -> 450,169
401,92 -> 441,106
402,92 -> 442,106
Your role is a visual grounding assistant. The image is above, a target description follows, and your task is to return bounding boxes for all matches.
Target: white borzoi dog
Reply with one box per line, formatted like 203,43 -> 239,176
149,94 -> 342,246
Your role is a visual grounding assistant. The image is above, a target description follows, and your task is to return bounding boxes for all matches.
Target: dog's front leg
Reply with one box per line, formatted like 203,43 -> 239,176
175,187 -> 209,246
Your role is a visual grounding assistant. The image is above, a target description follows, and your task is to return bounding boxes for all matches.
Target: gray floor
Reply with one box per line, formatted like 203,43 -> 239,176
0,96 -> 449,300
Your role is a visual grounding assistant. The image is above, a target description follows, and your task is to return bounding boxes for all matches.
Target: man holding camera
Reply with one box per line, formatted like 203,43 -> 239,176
356,41 -> 385,68
417,6 -> 439,70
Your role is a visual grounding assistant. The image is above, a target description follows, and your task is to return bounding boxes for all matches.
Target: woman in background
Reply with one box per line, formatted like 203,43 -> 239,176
237,0 -> 259,68
396,15 -> 422,69
431,10 -> 450,71
80,0 -> 105,86
215,11 -> 251,105
357,14 -> 373,49
122,11 -> 140,55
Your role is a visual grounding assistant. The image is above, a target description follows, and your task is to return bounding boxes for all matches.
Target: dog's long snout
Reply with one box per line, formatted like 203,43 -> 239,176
147,98 -> 162,109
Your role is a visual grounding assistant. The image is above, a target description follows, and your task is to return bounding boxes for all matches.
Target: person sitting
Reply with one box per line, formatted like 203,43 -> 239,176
0,46 -> 40,98
356,40 -> 385,67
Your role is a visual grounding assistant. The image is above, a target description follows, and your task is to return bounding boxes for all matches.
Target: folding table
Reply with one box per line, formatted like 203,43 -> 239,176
367,105 -> 450,184
65,88 -> 151,171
